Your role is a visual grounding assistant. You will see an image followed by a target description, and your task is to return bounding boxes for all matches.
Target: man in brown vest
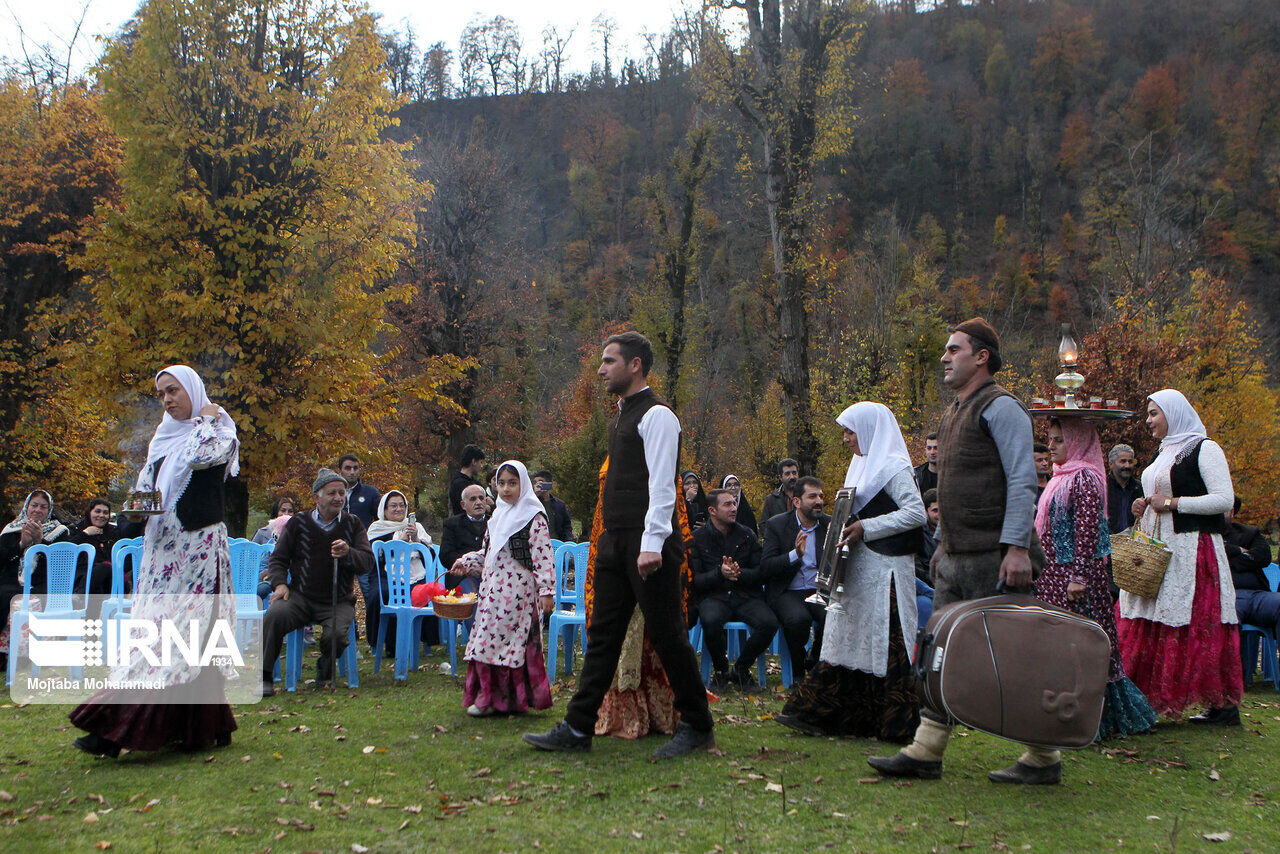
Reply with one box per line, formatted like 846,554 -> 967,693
868,317 -> 1058,785
523,331 -> 714,759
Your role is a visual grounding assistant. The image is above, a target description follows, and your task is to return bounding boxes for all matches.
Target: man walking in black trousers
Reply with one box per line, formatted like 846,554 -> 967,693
523,331 -> 714,759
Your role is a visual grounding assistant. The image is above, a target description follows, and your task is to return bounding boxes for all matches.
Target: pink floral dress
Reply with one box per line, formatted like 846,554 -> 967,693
456,513 -> 554,713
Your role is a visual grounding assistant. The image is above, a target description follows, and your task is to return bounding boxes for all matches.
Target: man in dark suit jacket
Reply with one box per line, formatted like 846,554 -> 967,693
761,476 -> 831,676
440,484 -> 488,587
691,489 -> 776,690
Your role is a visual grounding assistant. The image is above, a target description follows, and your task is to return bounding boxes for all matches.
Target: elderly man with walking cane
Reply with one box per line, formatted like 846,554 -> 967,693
261,468 -> 376,695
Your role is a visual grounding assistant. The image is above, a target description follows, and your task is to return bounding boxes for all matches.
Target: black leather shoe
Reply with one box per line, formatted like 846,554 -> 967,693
732,666 -> 760,693
261,678 -> 276,698
1190,706 -> 1240,726
708,670 -> 731,691
867,752 -> 942,779
523,721 -> 592,752
774,713 -> 828,737
653,722 -> 715,760
74,733 -> 121,759
988,761 -> 1062,785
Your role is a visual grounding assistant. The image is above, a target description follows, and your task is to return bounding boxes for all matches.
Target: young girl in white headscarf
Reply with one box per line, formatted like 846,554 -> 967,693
776,402 -> 926,743
452,460 -> 555,716
1116,389 -> 1242,724
70,365 -> 240,757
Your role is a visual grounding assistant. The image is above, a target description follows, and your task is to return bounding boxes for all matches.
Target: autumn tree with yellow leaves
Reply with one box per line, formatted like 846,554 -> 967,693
83,0 -> 461,532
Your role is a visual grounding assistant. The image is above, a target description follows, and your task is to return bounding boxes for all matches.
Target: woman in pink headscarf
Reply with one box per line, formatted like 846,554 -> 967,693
1035,418 -> 1156,738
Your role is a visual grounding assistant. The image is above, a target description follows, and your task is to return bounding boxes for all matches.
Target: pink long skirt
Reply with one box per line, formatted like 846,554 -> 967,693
1117,533 -> 1243,717
462,638 -> 552,714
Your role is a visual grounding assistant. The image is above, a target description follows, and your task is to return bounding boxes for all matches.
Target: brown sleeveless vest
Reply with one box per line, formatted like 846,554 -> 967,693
935,380 -> 1018,553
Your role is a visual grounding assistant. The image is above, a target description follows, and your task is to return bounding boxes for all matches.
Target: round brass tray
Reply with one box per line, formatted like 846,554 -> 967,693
1028,406 -> 1135,420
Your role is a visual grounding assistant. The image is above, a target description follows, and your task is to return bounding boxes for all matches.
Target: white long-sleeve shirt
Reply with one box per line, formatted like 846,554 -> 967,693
631,392 -> 681,553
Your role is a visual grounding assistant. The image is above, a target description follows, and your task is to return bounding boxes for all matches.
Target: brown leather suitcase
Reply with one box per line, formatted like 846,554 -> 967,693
913,593 -> 1111,749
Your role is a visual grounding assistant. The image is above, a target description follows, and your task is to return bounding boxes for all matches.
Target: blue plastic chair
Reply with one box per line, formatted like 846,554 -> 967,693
229,540 -> 272,649
549,539 -> 565,554
372,540 -> 441,681
546,542 -> 590,680
283,620 -> 359,691
99,537 -> 143,626
1240,563 -> 1279,690
7,542 -> 95,686
689,619 -> 770,688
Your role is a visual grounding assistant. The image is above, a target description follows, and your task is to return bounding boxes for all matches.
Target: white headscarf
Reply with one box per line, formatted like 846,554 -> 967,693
141,365 -> 239,510
1148,389 -> 1208,455
484,460 -> 545,571
836,402 -> 914,515
366,490 -> 432,545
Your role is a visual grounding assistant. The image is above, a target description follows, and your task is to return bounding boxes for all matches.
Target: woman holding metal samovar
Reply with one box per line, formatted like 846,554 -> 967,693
775,402 -> 926,742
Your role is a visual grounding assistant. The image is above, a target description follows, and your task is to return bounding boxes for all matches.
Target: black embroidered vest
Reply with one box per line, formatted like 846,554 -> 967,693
1169,440 -> 1227,535
153,458 -> 227,532
602,388 -> 679,532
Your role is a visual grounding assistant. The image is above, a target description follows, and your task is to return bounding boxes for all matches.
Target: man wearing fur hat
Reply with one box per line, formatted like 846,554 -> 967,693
260,468 -> 376,694
868,318 -> 1055,785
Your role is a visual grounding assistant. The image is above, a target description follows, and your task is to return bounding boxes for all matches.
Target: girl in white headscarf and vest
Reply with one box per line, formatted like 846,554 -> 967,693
71,365 -> 241,757
776,402 -> 927,743
452,460 -> 556,717
1116,389 -> 1243,724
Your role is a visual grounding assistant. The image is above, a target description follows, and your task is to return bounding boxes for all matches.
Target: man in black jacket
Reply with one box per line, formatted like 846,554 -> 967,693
441,484 -> 489,587
1226,497 -> 1279,634
691,489 -> 775,691
261,469 -> 376,694
448,445 -> 487,516
761,476 -> 830,677
532,470 -> 574,541
913,433 -> 939,495
760,458 -> 800,523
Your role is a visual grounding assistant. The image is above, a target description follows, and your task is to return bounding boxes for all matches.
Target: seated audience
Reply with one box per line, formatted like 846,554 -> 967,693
252,496 -> 296,544
691,489 -> 775,690
532,470 -> 574,541
0,490 -> 71,665
720,475 -> 759,536
441,484 -> 489,588
71,497 -> 119,596
1227,497 -> 1279,634
682,471 -> 709,529
913,433 -> 939,495
761,476 -> 830,676
915,488 -> 939,627
760,458 -> 799,522
260,469 -> 375,694
365,490 -> 434,656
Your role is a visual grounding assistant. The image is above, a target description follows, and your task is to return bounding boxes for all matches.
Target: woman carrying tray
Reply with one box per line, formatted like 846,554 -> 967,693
70,365 -> 240,757
452,460 -> 554,717
1116,389 -> 1242,724
1035,417 -> 1156,738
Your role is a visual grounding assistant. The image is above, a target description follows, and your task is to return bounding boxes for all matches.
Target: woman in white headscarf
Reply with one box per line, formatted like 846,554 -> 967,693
366,490 -> 434,658
1116,389 -> 1242,724
451,460 -> 555,717
776,402 -> 926,743
0,490 -> 71,665
71,365 -> 241,757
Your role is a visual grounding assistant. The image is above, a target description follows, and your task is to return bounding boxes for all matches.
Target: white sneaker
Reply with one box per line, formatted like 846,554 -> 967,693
466,704 -> 495,717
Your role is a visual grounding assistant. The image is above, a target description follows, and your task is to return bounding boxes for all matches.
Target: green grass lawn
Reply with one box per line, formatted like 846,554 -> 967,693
2,649 -> 1279,853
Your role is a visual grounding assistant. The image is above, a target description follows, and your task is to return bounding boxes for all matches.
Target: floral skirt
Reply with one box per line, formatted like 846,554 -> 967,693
1117,533 -> 1243,717
781,596 -> 919,743
595,637 -> 678,739
1098,677 -> 1158,739
463,637 -> 552,714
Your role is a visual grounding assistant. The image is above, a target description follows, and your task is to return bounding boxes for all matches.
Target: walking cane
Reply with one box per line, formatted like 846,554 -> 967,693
329,553 -> 339,690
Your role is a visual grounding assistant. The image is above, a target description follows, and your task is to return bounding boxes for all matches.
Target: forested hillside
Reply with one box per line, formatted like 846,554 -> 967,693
387,0 -> 1280,522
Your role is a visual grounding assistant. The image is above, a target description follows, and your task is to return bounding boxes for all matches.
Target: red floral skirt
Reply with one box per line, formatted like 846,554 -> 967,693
462,638 -> 553,714
1117,533 -> 1243,717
